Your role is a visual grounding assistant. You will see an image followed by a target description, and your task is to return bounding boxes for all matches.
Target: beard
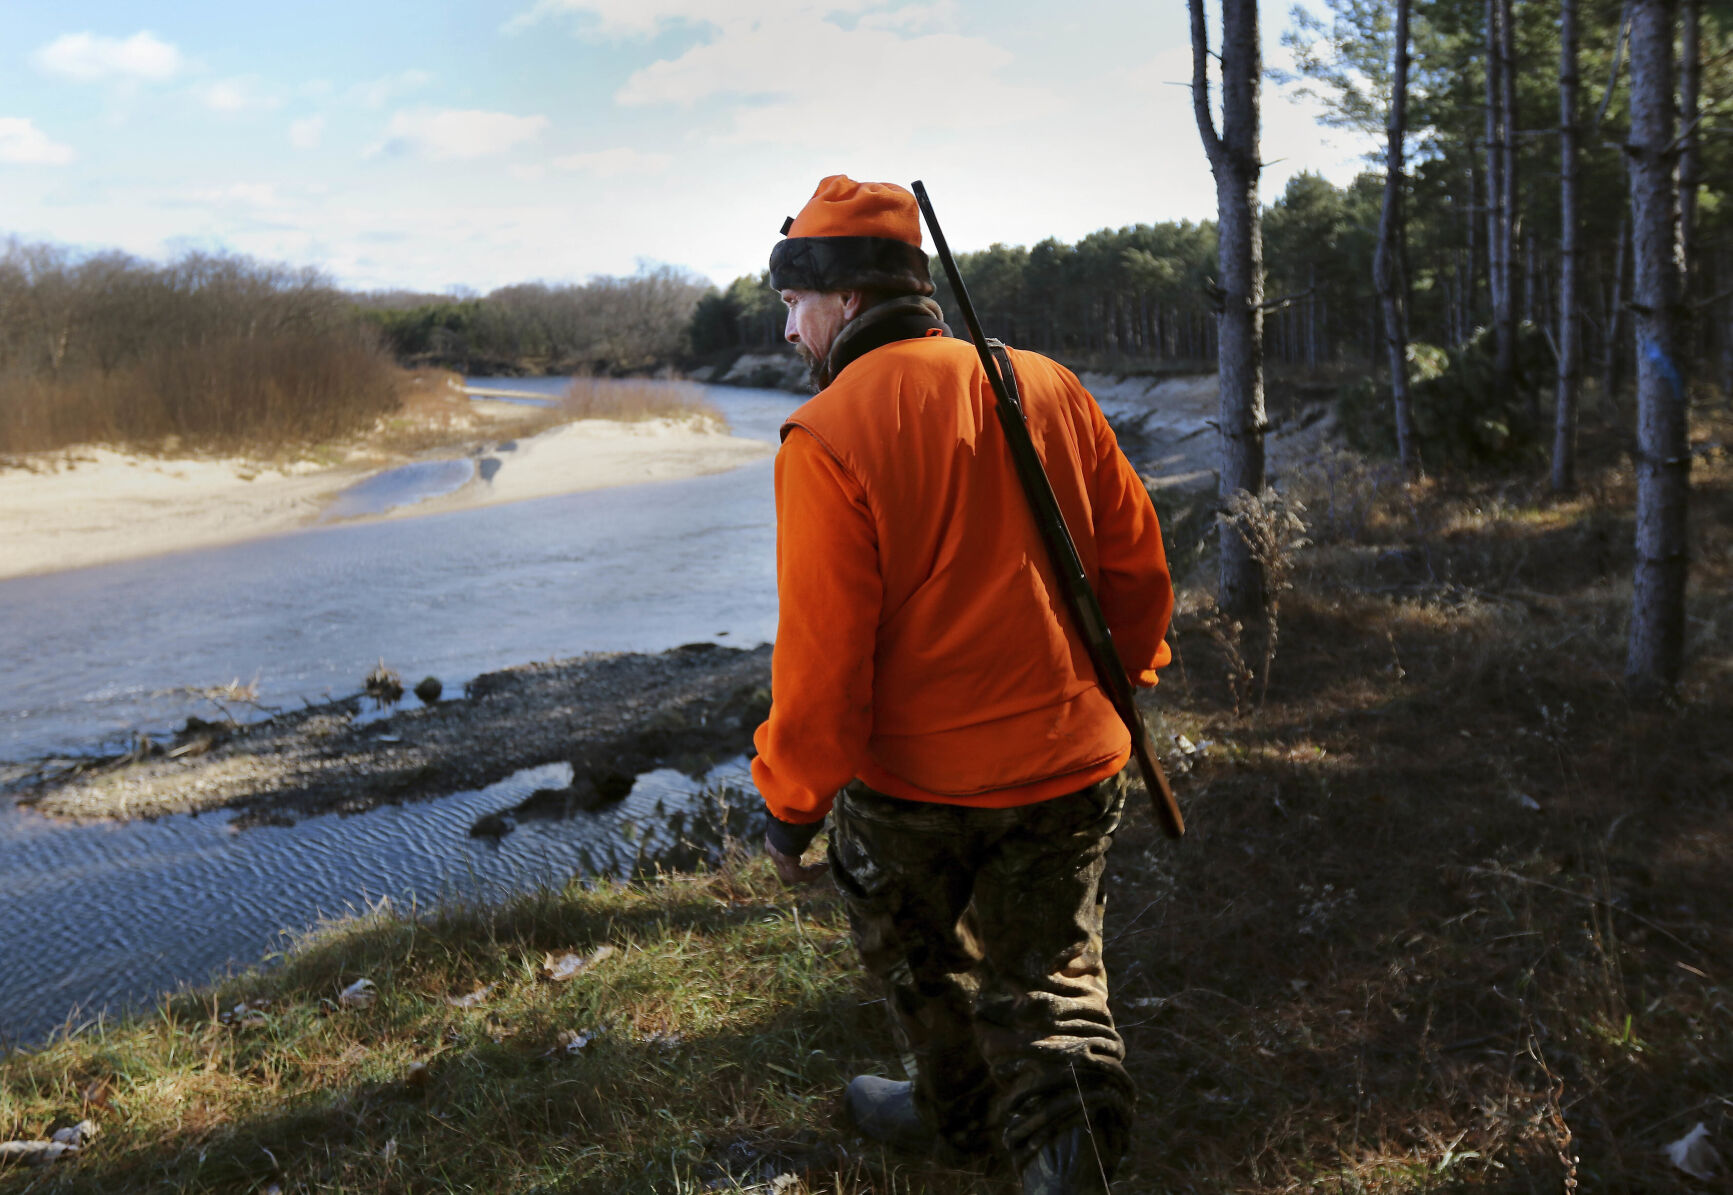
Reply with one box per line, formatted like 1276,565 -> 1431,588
794,342 -> 830,392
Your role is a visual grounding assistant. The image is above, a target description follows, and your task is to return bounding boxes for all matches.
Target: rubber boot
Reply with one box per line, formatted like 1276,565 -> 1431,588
1019,1124 -> 1114,1194
844,1075 -> 937,1154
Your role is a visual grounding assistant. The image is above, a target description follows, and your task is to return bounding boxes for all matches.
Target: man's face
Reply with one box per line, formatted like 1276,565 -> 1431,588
781,288 -> 848,369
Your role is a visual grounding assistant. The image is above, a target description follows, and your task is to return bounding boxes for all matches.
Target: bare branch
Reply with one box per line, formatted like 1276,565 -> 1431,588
1593,2 -> 1632,129
1188,0 -> 1223,166
1259,288 -> 1315,313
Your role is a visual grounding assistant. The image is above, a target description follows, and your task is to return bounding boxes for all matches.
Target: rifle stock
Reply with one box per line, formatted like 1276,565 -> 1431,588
912,180 -> 1185,840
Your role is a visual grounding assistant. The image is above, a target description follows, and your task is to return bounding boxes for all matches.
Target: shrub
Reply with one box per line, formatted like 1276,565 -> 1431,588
1336,324 -> 1551,469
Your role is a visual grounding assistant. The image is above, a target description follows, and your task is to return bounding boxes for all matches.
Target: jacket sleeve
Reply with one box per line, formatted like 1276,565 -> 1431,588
751,427 -> 882,851
1086,404 -> 1174,686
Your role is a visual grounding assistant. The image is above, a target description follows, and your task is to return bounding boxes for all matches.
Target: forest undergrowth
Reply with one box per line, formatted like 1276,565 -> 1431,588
2,412 -> 1728,1193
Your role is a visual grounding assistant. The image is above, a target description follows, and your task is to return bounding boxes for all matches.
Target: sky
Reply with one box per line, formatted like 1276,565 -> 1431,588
0,1 -> 1372,294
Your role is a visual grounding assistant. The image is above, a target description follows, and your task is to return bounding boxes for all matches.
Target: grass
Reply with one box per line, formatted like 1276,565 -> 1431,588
558,377 -> 726,428
3,410 -> 1729,1193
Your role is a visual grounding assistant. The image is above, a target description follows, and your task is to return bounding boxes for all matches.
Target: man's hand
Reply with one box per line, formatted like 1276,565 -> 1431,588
765,834 -> 829,887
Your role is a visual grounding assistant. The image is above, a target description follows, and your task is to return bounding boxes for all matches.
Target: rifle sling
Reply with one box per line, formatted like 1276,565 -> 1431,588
984,342 -> 1184,839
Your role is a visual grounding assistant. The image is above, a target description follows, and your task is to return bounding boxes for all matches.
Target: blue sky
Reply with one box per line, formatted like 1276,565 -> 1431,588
0,1 -> 1369,293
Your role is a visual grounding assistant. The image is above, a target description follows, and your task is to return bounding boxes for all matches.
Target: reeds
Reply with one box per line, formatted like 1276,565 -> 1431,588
558,376 -> 726,428
0,331 -> 401,456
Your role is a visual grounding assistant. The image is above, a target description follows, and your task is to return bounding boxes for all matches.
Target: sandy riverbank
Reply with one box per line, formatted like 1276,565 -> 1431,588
0,406 -> 771,581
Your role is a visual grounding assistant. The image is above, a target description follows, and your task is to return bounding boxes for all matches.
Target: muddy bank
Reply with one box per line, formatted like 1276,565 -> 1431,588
11,643 -> 771,827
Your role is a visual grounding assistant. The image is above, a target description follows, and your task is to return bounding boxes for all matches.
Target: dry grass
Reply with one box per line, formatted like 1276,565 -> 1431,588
3,414 -> 1729,1193
1126,409 -> 1733,1191
0,331 -> 402,457
359,370 -> 565,459
559,376 -> 726,427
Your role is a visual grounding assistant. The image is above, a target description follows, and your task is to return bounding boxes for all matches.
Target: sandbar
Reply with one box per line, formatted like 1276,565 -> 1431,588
0,414 -> 771,581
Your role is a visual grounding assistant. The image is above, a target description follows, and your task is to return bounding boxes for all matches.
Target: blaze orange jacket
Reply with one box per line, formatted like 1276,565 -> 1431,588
751,334 -> 1172,841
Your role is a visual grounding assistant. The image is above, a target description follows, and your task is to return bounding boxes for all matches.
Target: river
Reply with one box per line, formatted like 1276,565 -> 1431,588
0,379 -> 801,1046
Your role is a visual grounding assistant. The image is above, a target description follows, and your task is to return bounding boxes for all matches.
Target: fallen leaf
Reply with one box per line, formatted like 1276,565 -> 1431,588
445,984 -> 492,1009
541,944 -> 616,982
1665,1122 -> 1722,1181
338,978 -> 377,1009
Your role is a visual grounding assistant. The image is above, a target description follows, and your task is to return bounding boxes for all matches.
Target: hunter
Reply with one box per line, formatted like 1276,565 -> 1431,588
750,175 -> 1174,1194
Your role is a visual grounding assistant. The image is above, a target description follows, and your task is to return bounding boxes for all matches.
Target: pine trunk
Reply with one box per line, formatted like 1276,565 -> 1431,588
1376,0 -> 1419,477
1553,0 -> 1582,493
1189,0 -> 1268,621
1624,0 -> 1690,700
1497,0 -> 1520,402
1680,0 -> 1700,295
1603,212 -> 1629,412
1484,1 -> 1512,388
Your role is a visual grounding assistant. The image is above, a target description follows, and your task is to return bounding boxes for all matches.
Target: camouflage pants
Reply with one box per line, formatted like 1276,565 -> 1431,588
828,773 -> 1133,1170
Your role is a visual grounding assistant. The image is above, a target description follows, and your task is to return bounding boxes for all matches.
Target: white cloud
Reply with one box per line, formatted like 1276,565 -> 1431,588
350,69 -> 435,109
504,0 -> 875,37
857,2 -> 959,33
197,77 -> 280,113
552,147 -> 673,177
289,116 -> 325,150
377,108 -> 549,160
0,117 -> 75,165
183,183 -> 283,207
33,31 -> 184,84
1117,46 -> 1369,203
610,8 -> 1049,149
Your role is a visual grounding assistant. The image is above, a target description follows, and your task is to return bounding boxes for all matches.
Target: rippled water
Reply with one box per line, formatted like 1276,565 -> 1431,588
0,757 -> 759,1045
0,378 -> 800,1045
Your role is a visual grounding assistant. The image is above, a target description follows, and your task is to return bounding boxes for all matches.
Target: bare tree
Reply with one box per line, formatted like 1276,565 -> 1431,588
1485,0 -> 1515,398
1624,0 -> 1690,700
1679,0 -> 1701,294
1553,0 -> 1583,493
1375,0 -> 1420,479
1496,0 -> 1519,405
1602,210 -> 1630,410
1189,0 -> 1269,622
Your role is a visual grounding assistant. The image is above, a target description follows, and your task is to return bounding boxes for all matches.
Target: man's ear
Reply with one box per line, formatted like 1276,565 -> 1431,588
841,290 -> 868,321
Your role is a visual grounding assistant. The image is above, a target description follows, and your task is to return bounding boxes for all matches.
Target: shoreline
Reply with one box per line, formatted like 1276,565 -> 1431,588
6,641 -> 772,825
0,407 -> 771,582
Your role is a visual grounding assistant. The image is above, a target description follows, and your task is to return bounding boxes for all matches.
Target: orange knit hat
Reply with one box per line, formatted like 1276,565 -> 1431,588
769,175 -> 934,296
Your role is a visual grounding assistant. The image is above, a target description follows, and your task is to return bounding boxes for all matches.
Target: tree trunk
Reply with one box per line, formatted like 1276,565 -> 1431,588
1603,212 -> 1629,412
1553,0 -> 1582,493
1467,153 -> 1484,334
1721,251 -> 1733,401
1624,0 -> 1690,701
1498,0 -> 1521,403
1376,0 -> 1420,478
1484,1 -> 1514,393
1679,0 -> 1700,296
1189,0 -> 1267,622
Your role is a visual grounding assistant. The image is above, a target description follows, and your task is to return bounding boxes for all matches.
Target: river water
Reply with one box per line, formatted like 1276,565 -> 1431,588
0,380 -> 801,1046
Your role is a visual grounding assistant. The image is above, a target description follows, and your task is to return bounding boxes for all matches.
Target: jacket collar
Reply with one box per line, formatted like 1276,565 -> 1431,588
822,295 -> 950,386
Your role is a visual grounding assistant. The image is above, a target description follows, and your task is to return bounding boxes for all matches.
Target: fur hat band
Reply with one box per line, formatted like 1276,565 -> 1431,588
769,175 -> 934,296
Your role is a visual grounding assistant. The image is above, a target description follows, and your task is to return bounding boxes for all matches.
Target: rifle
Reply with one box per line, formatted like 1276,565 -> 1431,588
911,180 -> 1186,840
